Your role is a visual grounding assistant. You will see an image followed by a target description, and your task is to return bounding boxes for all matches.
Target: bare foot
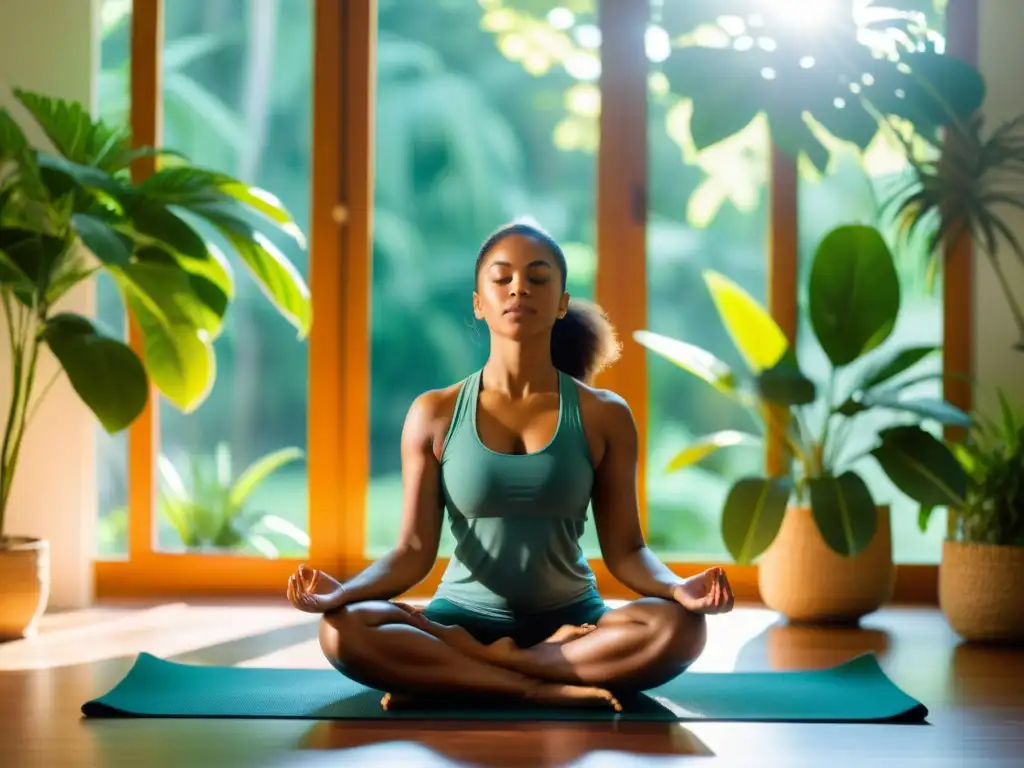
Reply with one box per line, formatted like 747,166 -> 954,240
540,623 -> 598,646
381,683 -> 622,712
528,682 -> 623,711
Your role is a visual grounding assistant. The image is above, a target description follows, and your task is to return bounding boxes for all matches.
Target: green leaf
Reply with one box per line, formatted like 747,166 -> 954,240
757,359 -> 817,406
854,344 -> 939,392
703,270 -> 789,373
633,330 -> 736,395
861,392 -> 973,427
0,227 -> 67,293
808,472 -> 878,557
689,93 -> 761,151
813,98 -> 880,151
870,425 -> 968,507
665,430 -> 762,474
13,88 -> 136,172
41,312 -> 148,433
918,504 -> 936,533
137,167 -> 305,247
772,113 -> 830,175
112,260 -> 224,338
188,202 -> 310,337
809,225 -> 900,367
123,199 -> 235,300
229,447 -> 304,509
71,213 -> 132,266
126,291 -> 215,412
721,476 -> 792,565
0,247 -> 33,288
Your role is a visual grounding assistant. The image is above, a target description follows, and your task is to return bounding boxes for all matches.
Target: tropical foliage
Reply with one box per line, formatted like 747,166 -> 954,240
635,223 -> 970,563
158,443 -> 308,556
945,391 -> 1024,546
0,87 -> 310,540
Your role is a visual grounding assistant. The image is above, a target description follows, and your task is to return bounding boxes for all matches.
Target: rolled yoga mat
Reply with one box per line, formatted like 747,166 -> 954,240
81,652 -> 928,723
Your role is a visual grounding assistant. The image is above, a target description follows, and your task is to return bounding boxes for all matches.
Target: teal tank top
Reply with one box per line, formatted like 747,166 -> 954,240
434,368 -> 599,619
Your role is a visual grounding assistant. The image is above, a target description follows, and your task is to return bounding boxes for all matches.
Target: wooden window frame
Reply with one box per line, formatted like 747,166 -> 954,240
95,0 -> 977,605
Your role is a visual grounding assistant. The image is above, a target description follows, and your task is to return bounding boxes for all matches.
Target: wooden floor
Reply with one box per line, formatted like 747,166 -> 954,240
1,600 -> 1021,767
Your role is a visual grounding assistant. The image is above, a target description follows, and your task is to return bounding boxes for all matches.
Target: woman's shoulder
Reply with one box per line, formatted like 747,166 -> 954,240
571,378 -> 636,431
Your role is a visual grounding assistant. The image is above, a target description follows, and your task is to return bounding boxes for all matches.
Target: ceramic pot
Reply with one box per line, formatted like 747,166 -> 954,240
0,536 -> 50,641
758,505 -> 895,624
940,539 -> 1024,644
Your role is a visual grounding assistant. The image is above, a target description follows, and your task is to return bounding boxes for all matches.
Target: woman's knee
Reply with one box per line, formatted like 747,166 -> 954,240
628,597 -> 708,665
317,600 -> 392,669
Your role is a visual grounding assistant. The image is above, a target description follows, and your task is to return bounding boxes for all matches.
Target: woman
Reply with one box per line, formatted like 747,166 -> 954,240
287,220 -> 734,710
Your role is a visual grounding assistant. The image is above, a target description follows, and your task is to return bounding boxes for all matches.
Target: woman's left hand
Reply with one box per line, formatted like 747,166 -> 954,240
671,567 -> 734,615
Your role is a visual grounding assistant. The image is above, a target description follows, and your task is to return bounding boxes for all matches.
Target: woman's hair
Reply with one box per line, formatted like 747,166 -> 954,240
475,219 -> 622,383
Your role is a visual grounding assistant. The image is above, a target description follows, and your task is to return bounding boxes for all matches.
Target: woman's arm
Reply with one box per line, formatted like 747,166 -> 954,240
590,393 -> 685,600
329,391 -> 447,605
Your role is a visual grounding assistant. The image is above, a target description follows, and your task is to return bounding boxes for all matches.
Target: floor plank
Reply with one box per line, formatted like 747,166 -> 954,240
0,601 -> 1021,767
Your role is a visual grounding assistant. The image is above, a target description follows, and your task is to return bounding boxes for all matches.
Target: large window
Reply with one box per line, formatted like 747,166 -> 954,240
94,0 -> 976,599
366,0 -> 600,557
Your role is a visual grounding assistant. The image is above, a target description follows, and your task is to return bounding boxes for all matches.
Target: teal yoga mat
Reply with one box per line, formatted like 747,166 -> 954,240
82,652 -> 927,723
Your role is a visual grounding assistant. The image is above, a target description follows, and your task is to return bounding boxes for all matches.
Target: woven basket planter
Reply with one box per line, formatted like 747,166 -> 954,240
0,536 -> 50,641
940,539 -> 1024,644
758,505 -> 895,624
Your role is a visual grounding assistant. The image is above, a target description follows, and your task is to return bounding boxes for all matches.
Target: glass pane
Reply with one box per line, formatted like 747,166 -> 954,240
644,1 -> 771,559
367,0 -> 600,557
155,0 -> 313,557
797,9 -> 950,565
95,0 -> 133,559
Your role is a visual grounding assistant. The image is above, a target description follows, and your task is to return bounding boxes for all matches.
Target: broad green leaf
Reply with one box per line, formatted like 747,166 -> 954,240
757,359 -> 817,406
665,430 -> 762,474
71,213 -> 131,266
126,292 -> 215,412
229,447 -> 304,509
123,200 -> 235,299
721,476 -> 792,565
112,260 -> 224,338
183,201 -> 310,337
138,167 -> 305,247
41,312 -> 148,433
862,392 -> 972,427
854,344 -> 939,392
808,472 -> 877,557
703,270 -> 788,373
35,153 -> 120,195
870,425 -> 968,507
689,93 -> 761,151
633,330 -> 736,394
809,225 -> 900,367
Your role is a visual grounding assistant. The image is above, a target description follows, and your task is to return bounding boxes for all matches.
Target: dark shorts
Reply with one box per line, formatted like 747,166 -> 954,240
421,594 -> 610,648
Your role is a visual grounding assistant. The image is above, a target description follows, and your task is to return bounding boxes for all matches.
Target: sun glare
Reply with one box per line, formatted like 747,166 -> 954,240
770,0 -> 836,31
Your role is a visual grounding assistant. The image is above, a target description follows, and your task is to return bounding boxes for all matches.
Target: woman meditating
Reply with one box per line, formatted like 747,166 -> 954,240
286,220 -> 734,710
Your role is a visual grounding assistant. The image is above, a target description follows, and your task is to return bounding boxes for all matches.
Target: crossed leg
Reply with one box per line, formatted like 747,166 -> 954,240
318,596 -> 706,710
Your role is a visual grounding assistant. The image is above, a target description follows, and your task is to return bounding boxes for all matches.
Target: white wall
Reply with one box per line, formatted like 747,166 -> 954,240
974,0 -> 1024,415
0,0 -> 98,610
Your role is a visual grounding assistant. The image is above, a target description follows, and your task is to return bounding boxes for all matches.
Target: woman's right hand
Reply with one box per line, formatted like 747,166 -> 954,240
287,564 -> 346,613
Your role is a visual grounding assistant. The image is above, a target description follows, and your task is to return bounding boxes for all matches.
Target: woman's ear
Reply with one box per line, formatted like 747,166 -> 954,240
558,291 -> 570,319
472,291 -> 484,320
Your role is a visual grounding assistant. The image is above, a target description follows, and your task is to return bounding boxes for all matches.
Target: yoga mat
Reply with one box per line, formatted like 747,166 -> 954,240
82,652 -> 926,724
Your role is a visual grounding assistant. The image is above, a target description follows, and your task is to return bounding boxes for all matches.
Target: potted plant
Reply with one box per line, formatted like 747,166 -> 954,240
635,222 -> 969,623
0,89 -> 311,639
935,392 -> 1024,643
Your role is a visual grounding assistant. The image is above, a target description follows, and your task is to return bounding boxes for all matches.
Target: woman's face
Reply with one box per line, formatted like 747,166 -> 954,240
474,234 -> 569,340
